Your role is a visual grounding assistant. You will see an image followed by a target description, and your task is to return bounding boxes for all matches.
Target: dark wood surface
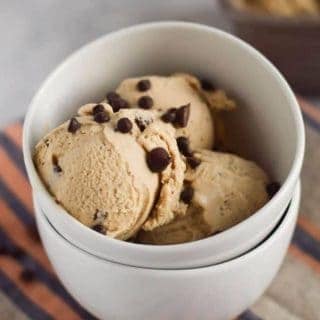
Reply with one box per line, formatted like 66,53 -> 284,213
221,0 -> 320,95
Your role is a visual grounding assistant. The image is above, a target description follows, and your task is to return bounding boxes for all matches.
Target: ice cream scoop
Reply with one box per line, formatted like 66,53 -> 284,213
114,73 -> 235,150
34,103 -> 188,239
137,150 -> 269,245
79,103 -> 187,230
34,104 -> 161,240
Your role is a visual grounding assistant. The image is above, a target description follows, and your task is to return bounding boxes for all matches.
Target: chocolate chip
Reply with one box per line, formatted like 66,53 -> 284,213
187,156 -> 201,169
92,224 -> 106,234
20,268 -> 35,283
180,185 -> 194,204
161,108 -> 177,123
138,96 -> 153,109
52,155 -> 62,173
53,165 -> 62,173
119,98 -> 129,108
201,79 -> 215,91
52,155 -> 58,165
106,91 -> 120,102
136,79 -> 151,92
68,117 -> 81,133
174,104 -> 190,128
135,117 -> 153,132
117,118 -> 132,133
146,147 -> 171,173
92,104 -> 105,115
135,119 -> 146,132
94,110 -> 110,123
9,247 -> 25,259
106,92 -> 129,112
176,136 -> 193,157
266,182 -> 280,198
113,98 -> 129,112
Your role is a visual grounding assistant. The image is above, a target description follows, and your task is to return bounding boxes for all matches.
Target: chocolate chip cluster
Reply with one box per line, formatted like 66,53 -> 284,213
106,92 -> 129,112
161,104 -> 190,128
63,77 -> 208,214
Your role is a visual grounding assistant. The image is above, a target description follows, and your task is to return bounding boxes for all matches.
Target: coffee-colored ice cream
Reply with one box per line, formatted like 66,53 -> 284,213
34,103 -> 188,239
115,74 -> 235,150
34,73 -> 273,245
138,150 -> 269,245
80,104 -> 187,230
34,104 -> 160,240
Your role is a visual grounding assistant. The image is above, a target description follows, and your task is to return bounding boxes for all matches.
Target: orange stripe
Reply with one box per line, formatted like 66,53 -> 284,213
298,97 -> 320,124
4,123 -> 23,148
298,215 -> 320,242
0,256 -> 80,320
0,146 -> 33,213
289,244 -> 320,274
0,200 -> 52,272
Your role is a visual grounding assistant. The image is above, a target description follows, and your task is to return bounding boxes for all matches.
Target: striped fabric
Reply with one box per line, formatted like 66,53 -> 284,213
0,98 -> 319,320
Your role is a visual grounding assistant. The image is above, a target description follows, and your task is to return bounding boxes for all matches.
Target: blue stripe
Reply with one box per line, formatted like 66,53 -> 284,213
0,269 -> 52,320
239,310 -> 263,320
0,179 -> 96,319
301,99 -> 320,109
0,225 -> 97,320
0,132 -> 27,177
0,178 -> 34,226
0,122 -> 315,320
292,226 -> 320,262
302,112 -> 320,132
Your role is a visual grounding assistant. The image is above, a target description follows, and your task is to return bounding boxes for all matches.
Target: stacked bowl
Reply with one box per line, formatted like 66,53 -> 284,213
23,22 -> 305,320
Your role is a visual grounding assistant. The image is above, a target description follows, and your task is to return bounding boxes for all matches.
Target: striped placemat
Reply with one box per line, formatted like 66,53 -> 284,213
0,98 -> 319,320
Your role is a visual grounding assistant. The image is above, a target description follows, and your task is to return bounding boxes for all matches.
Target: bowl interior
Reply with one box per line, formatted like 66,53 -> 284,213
25,22 -> 302,183
23,22 -> 304,269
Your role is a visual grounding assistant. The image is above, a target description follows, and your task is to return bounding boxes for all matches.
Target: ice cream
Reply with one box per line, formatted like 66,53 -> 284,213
34,103 -> 160,240
33,73 -> 274,244
114,73 -> 236,150
137,150 -> 269,245
34,102 -> 188,239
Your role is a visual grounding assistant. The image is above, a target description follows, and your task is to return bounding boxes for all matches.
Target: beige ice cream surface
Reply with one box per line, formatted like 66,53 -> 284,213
116,74 -> 217,150
34,103 -> 187,238
138,150 -> 269,245
34,109 -> 159,240
34,73 -> 271,245
138,121 -> 186,231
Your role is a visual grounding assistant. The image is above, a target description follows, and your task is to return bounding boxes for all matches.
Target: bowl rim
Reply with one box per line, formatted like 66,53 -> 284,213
23,21 -> 305,256
35,181 -> 301,271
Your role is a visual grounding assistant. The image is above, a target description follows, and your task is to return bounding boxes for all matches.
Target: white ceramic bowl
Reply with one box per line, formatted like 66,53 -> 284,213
34,182 -> 301,320
23,22 -> 305,269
